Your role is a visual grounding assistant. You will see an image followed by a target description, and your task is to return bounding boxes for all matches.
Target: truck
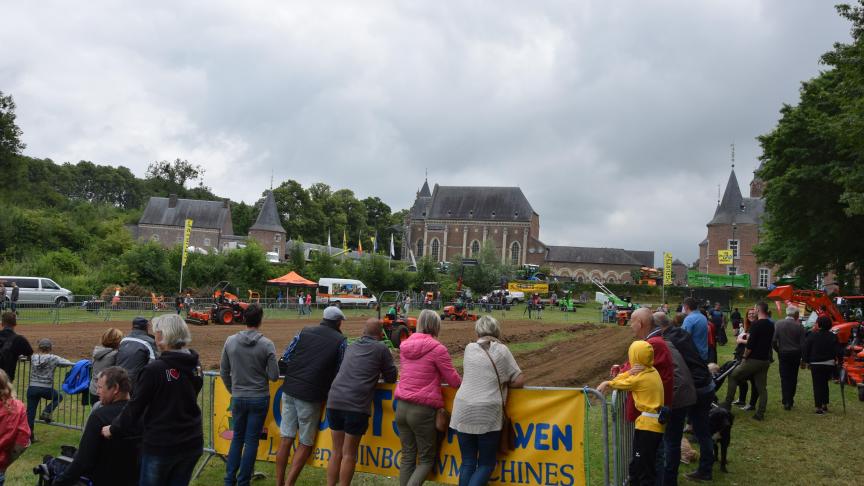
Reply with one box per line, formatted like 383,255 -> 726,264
317,278 -> 377,308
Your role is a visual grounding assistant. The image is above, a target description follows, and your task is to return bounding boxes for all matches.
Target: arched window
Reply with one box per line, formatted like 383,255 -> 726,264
431,239 -> 440,261
470,240 -> 480,256
510,241 -> 520,265
416,239 -> 424,257
576,276 -> 584,283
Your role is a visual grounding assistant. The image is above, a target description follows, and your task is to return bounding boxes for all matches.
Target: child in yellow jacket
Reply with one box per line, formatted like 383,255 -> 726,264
598,340 -> 665,486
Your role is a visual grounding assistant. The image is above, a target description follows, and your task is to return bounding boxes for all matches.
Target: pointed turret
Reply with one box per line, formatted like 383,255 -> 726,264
419,179 -> 431,198
250,190 -> 286,233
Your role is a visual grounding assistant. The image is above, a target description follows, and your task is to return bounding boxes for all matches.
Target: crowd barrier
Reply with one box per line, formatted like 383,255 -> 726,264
12,362 -> 633,485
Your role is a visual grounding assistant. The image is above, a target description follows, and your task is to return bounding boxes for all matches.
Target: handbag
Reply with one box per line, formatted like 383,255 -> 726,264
480,341 -> 516,454
435,407 -> 451,433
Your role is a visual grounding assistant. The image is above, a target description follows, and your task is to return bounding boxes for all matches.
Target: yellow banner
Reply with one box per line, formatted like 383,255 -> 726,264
717,249 -> 733,265
507,281 -> 550,295
663,252 -> 673,286
181,218 -> 193,267
212,378 -> 585,485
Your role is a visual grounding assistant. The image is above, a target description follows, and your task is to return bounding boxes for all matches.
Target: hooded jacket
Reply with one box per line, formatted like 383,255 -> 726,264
115,329 -> 157,387
89,346 -> 119,396
110,350 -> 203,456
394,333 -> 461,409
662,326 -> 712,391
0,397 -> 29,471
608,341 -> 665,433
29,353 -> 73,388
220,329 -> 279,398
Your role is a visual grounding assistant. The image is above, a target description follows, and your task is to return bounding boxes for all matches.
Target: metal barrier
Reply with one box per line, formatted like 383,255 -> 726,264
13,358 -> 91,433
609,390 -> 634,486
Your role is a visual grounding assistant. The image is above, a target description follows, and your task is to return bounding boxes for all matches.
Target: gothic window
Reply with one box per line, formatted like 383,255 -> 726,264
431,239 -> 440,261
470,240 -> 480,256
416,239 -> 424,257
510,241 -> 520,265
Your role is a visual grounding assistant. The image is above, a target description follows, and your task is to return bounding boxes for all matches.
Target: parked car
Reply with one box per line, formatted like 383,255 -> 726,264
0,276 -> 74,306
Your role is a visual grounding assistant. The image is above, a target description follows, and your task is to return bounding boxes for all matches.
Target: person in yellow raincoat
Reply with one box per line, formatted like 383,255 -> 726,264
598,340 -> 665,486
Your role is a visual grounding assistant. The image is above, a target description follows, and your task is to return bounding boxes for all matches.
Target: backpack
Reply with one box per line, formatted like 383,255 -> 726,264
62,359 -> 92,394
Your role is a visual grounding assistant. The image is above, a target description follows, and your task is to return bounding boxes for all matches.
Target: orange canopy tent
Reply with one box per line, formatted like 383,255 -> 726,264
267,271 -> 317,287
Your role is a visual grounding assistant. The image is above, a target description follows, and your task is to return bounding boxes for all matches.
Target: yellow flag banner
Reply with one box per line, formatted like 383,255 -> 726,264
663,252 -> 673,286
212,378 -> 585,485
181,219 -> 193,267
717,249 -> 733,265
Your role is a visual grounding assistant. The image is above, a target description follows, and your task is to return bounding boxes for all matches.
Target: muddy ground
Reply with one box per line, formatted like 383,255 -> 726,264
18,317 -> 633,387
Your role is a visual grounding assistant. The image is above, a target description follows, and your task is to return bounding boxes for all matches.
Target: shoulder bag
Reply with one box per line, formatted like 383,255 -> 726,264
480,341 -> 516,454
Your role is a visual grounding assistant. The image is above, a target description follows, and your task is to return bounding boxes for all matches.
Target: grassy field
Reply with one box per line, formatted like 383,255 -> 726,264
4,307 -> 862,485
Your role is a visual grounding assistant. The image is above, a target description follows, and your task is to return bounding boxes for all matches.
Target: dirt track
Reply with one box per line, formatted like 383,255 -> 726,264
18,317 -> 632,387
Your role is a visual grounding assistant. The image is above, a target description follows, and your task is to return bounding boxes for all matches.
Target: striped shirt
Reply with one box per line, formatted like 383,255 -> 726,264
450,339 -> 521,435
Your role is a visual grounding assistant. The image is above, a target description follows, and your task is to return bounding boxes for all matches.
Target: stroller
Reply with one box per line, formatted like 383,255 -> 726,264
711,359 -> 740,405
33,445 -> 92,486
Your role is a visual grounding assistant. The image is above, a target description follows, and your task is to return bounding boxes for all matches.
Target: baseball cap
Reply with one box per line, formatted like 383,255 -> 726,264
38,338 -> 53,349
323,306 -> 346,322
132,316 -> 149,330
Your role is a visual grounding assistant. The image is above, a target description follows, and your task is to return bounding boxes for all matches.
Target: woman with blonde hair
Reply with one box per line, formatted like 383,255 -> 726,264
89,328 -> 124,405
395,309 -> 461,486
450,315 -> 525,486
0,369 -> 30,486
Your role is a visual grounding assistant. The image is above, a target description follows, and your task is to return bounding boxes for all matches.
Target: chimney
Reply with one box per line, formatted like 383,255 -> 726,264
168,194 -> 178,208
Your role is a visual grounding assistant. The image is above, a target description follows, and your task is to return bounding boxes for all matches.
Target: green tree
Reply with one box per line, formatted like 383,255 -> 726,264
146,158 -> 205,188
0,91 -> 25,162
756,2 -> 864,290
231,201 -> 255,235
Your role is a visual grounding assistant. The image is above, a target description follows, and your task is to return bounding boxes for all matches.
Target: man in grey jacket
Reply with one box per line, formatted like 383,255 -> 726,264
114,317 -> 157,389
772,305 -> 806,410
220,304 -> 280,486
325,319 -> 398,486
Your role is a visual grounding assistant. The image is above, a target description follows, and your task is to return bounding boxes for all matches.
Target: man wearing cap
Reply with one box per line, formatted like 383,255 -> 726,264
114,317 -> 157,388
275,306 -> 348,486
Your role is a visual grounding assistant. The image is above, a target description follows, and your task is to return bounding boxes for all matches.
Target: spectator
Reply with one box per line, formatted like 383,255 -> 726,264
174,295 -> 183,315
325,319 -> 398,486
772,305 -> 806,410
8,285 -> 17,316
450,316 -> 524,486
26,339 -> 73,440
598,341 -> 665,486
305,293 -> 312,315
0,369 -> 30,486
404,294 -> 412,314
681,298 -> 710,362
652,312 -> 696,486
0,312 -> 33,382
803,316 -> 838,414
710,302 -> 727,346
297,293 -> 304,316
275,306 -> 348,486
103,314 -> 203,486
730,307 -> 742,334
395,310 -> 461,486
733,309 -> 759,409
721,302 -> 775,421
220,304 -> 280,486
658,309 -> 714,483
53,367 -> 140,486
115,317 -> 157,388
183,293 -> 194,317
0,283 -> 5,312
88,328 -> 123,406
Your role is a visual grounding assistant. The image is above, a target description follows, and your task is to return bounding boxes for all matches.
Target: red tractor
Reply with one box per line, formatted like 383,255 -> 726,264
767,285 -> 864,401
378,291 -> 416,348
440,259 -> 479,321
186,281 -> 251,325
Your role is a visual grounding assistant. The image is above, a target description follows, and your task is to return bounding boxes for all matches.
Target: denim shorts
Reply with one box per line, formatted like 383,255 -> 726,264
327,408 -> 370,436
280,394 -> 322,446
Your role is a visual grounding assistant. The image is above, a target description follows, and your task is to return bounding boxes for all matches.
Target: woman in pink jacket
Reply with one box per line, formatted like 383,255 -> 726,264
0,369 -> 30,486
395,309 -> 461,486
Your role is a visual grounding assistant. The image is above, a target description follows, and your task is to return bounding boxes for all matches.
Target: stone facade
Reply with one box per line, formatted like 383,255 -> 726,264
247,191 -> 287,260
135,195 -> 237,253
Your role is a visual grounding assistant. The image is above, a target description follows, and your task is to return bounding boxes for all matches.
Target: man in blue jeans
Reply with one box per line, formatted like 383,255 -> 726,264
220,305 -> 280,486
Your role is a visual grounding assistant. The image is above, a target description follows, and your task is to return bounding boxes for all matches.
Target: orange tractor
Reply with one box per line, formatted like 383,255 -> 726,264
767,285 -> 864,401
377,291 -> 416,348
186,281 -> 251,325
440,259 -> 479,321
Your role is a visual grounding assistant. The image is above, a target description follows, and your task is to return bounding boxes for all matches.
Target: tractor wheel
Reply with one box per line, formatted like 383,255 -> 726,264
390,325 -> 410,349
216,308 -> 233,325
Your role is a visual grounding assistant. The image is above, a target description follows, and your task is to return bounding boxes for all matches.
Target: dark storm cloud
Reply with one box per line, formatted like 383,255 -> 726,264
0,0 -> 849,263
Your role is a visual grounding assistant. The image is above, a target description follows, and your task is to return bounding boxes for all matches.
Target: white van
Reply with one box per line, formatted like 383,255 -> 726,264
317,278 -> 377,308
0,276 -> 74,306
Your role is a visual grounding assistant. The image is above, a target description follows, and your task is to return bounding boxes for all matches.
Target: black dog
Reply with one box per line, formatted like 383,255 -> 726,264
709,405 -> 734,473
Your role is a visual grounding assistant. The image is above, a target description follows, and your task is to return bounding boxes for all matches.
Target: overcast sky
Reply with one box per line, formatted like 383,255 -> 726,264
1,1 -> 850,264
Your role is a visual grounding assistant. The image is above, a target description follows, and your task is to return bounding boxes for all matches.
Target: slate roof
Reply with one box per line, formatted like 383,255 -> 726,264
708,169 -> 765,225
545,246 -> 654,267
418,179 -> 431,197
139,197 -> 231,231
426,185 -> 534,222
250,191 -> 286,233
